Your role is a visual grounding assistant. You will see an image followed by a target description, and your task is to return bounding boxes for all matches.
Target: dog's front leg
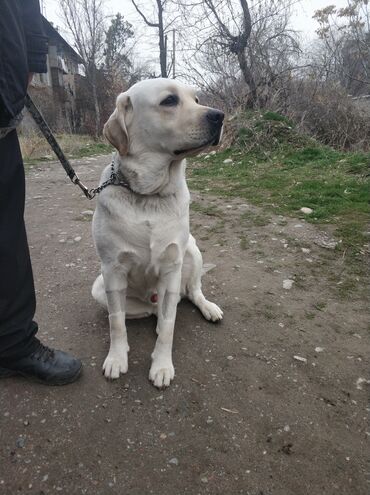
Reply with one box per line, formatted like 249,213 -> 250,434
102,265 -> 129,380
150,244 -> 182,388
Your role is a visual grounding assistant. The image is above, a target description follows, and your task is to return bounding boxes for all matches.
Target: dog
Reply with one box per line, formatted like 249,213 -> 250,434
91,78 -> 224,388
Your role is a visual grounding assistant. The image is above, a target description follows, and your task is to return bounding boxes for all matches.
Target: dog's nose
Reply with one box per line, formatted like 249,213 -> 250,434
206,109 -> 225,126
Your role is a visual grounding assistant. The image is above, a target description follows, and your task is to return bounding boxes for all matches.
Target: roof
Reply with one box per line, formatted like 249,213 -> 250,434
42,16 -> 84,64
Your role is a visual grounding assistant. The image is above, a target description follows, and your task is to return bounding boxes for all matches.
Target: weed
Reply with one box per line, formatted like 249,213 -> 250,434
190,201 -> 224,217
240,237 -> 248,250
305,312 -> 315,320
241,211 -> 270,227
313,301 -> 327,311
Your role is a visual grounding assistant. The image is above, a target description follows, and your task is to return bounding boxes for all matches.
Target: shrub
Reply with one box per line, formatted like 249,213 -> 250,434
285,82 -> 370,151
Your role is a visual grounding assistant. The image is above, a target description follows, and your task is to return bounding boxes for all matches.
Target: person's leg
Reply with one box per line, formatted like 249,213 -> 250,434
0,130 -> 82,384
0,130 -> 39,359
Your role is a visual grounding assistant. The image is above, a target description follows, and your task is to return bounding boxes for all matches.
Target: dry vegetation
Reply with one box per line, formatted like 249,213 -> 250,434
19,133 -> 112,164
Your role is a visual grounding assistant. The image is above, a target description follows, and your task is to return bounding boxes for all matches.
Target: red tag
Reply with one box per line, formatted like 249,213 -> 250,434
150,293 -> 158,303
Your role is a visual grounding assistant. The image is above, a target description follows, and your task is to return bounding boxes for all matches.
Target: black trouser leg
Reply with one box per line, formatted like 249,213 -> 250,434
0,130 -> 39,361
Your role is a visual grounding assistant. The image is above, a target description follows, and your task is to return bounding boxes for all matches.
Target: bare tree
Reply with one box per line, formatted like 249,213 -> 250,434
210,0 -> 257,103
60,0 -> 106,136
131,0 -> 169,77
313,1 -> 370,95
176,0 -> 300,109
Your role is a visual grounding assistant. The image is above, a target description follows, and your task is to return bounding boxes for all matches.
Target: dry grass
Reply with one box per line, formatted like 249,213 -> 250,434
19,133 -> 112,163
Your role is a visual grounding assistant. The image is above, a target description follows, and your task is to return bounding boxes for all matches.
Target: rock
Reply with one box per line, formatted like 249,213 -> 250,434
210,150 -> 217,155
168,457 -> 179,465
301,248 -> 310,254
356,377 -> 370,390
204,155 -> 210,159
293,355 -> 307,364
16,437 -> 25,448
315,347 -> 324,353
81,210 -> 94,216
74,236 -> 82,242
223,158 -> 233,164
283,279 -> 294,290
315,237 -> 338,250
300,207 -> 313,214
227,355 -> 234,360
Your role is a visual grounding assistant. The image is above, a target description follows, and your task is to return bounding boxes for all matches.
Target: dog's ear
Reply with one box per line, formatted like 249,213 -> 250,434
103,94 -> 132,156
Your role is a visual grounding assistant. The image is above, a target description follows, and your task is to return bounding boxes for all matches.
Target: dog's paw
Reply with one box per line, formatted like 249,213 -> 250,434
199,300 -> 223,322
149,360 -> 175,388
103,351 -> 128,380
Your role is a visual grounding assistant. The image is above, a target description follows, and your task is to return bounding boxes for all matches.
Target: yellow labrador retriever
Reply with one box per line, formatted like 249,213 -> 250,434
92,78 -> 224,388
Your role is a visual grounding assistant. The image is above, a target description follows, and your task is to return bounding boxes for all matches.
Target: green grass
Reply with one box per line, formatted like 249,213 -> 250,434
72,142 -> 113,158
240,210 -> 271,226
190,201 -> 224,217
188,111 -> 369,259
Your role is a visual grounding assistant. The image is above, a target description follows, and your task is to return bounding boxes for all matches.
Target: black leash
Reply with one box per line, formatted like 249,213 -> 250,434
24,93 -> 130,199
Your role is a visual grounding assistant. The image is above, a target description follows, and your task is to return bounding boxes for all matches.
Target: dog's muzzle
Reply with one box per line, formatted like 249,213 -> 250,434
173,108 -> 225,155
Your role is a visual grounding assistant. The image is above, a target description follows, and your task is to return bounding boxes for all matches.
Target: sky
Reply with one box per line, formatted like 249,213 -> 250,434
42,0 -> 349,36
41,0 -> 349,71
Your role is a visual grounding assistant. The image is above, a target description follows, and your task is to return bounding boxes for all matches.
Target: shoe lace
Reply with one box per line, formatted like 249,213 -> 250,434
33,343 -> 55,363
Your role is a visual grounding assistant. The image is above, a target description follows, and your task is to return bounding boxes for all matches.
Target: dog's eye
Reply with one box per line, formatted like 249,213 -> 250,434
195,96 -> 199,104
160,95 -> 179,106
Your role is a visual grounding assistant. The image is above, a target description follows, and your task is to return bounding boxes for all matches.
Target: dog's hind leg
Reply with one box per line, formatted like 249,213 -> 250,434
184,235 -> 223,322
92,274 -> 107,308
125,297 -> 157,319
92,274 -> 156,318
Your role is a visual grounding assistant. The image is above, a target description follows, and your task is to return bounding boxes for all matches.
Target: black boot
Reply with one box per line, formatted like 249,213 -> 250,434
0,342 -> 82,385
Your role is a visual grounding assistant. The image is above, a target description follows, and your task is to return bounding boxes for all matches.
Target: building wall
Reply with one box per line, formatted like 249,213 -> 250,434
27,30 -> 84,133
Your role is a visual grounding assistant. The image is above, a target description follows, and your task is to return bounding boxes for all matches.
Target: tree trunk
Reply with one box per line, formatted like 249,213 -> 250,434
157,1 -> 167,77
89,64 -> 101,137
237,49 -> 257,108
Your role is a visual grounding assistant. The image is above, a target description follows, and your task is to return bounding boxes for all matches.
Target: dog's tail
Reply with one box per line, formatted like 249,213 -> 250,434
91,274 -> 107,308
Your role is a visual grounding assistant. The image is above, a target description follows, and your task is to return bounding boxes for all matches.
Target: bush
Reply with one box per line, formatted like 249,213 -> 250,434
285,82 -> 370,151
222,110 -> 308,154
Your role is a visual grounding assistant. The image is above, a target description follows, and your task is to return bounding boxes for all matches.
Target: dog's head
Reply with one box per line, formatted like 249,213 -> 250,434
103,78 -> 224,159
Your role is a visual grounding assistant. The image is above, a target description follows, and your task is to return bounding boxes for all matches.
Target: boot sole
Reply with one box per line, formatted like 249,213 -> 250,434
0,364 -> 82,386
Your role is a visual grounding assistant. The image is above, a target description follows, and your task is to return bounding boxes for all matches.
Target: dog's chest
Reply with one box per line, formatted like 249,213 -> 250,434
95,191 -> 189,259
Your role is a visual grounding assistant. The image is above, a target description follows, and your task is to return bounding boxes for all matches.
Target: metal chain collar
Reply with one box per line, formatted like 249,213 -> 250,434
87,158 -> 132,199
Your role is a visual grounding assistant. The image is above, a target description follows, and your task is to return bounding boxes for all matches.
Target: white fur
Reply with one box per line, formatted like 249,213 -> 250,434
92,78 -> 223,388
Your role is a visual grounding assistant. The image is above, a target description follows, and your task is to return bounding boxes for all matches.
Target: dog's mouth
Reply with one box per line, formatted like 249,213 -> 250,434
174,129 -> 222,156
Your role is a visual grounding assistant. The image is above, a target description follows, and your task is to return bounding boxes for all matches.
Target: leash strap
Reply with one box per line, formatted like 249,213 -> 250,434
24,93 -> 122,200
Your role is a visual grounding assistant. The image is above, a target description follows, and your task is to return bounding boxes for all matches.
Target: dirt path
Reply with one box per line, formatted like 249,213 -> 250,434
0,155 -> 368,495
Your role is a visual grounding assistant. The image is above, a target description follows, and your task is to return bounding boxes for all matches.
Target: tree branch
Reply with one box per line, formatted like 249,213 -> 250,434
131,0 -> 159,27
